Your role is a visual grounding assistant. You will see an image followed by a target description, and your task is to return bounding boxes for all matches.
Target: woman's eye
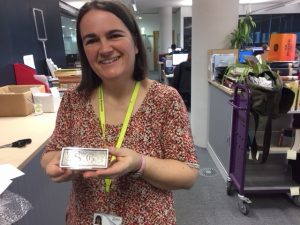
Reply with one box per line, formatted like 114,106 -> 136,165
109,33 -> 122,39
85,39 -> 97,45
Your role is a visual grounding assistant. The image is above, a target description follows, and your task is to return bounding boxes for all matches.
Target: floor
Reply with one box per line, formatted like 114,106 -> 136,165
174,147 -> 300,225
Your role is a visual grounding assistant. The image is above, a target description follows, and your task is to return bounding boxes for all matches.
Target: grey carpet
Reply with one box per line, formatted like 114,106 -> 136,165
174,147 -> 300,225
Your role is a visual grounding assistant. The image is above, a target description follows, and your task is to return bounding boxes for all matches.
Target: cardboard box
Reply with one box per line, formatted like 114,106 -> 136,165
31,87 -> 61,113
0,85 -> 45,117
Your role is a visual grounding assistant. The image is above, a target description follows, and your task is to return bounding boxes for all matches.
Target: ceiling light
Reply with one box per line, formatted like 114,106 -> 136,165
66,1 -> 86,9
131,0 -> 137,12
180,0 -> 192,6
132,3 -> 137,11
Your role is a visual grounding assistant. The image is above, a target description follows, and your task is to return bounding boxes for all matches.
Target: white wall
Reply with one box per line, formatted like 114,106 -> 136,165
137,14 -> 160,71
191,0 -> 239,147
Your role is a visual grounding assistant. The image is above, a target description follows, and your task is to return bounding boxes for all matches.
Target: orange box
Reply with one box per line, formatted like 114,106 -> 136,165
268,33 -> 296,62
0,85 -> 45,117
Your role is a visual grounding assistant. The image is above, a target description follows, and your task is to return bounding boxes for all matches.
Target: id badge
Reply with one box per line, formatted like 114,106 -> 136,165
93,213 -> 122,225
60,147 -> 109,170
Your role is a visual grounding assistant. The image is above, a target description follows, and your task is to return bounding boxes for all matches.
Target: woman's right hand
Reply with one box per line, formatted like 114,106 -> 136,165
41,151 -> 81,183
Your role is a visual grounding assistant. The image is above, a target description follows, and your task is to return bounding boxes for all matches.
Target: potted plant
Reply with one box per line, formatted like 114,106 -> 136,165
230,14 -> 256,49
221,58 -> 271,88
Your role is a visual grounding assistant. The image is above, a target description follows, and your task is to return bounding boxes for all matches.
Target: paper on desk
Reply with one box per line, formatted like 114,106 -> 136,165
0,164 -> 24,195
0,179 -> 12,195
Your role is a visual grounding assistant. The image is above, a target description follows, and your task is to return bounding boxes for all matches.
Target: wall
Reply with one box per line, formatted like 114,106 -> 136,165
191,0 -> 239,147
179,7 -> 192,49
0,0 -> 65,86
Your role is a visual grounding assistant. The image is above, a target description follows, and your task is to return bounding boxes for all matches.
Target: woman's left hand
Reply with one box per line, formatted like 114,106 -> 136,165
82,147 -> 142,179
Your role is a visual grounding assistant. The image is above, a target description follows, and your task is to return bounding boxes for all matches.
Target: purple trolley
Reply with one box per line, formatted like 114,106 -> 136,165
227,83 -> 300,215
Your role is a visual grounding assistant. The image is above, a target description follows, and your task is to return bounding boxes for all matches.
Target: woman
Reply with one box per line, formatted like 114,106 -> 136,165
41,1 -> 198,224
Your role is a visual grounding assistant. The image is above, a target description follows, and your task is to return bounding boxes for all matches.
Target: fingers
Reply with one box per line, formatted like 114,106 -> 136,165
45,153 -> 82,182
51,169 -> 73,183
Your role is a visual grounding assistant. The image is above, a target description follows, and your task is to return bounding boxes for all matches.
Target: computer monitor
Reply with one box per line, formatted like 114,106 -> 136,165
168,47 -> 182,53
172,53 -> 188,66
239,49 -> 253,63
252,47 -> 264,56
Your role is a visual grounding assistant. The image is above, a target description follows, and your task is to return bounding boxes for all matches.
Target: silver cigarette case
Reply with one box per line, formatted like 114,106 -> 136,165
60,147 -> 109,170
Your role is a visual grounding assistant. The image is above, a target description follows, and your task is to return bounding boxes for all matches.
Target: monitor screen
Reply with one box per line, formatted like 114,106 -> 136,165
239,49 -> 253,63
168,47 -> 182,53
252,47 -> 264,56
172,53 -> 188,66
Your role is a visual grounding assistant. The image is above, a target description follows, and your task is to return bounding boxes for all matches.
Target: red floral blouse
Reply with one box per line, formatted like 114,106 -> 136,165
44,81 -> 198,225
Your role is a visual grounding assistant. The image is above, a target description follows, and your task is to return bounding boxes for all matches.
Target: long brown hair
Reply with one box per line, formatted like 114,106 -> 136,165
76,0 -> 148,98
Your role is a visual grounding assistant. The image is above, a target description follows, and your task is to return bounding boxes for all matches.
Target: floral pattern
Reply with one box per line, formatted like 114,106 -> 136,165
44,81 -> 198,225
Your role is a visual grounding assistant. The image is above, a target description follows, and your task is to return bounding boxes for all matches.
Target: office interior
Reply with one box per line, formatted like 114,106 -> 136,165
1,0 -> 300,224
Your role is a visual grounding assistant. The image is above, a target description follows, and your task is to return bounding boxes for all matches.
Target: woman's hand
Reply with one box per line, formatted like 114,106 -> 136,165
82,147 -> 141,179
41,151 -> 81,183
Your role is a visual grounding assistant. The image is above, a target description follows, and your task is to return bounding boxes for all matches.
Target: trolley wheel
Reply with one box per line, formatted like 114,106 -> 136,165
226,180 -> 234,196
292,195 -> 300,206
237,199 -> 250,215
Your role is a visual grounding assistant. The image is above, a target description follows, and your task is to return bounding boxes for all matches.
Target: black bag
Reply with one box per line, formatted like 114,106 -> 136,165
246,70 -> 295,163
246,70 -> 283,118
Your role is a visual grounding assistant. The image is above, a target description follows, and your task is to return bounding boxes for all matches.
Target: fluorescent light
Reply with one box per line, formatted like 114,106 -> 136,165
180,0 -> 192,6
132,3 -> 137,11
66,1 -> 86,9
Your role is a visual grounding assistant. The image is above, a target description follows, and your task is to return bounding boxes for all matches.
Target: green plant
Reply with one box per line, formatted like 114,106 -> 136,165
230,14 -> 256,49
222,60 -> 271,85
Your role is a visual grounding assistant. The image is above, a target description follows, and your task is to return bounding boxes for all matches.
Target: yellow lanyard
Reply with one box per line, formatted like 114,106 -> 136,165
98,81 -> 140,192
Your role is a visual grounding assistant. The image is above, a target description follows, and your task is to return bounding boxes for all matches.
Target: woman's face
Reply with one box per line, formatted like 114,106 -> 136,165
80,9 -> 138,81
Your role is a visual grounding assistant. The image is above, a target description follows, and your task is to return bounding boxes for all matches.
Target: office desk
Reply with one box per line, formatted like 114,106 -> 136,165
0,113 -> 56,168
0,113 -> 71,225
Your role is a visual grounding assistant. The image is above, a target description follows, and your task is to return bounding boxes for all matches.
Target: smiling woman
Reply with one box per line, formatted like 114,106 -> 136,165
41,1 -> 198,225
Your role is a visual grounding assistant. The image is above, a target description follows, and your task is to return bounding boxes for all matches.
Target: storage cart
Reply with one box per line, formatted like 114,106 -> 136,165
226,83 -> 300,215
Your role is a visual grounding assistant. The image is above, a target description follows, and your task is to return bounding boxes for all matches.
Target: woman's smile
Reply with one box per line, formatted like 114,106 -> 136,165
99,55 -> 121,65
